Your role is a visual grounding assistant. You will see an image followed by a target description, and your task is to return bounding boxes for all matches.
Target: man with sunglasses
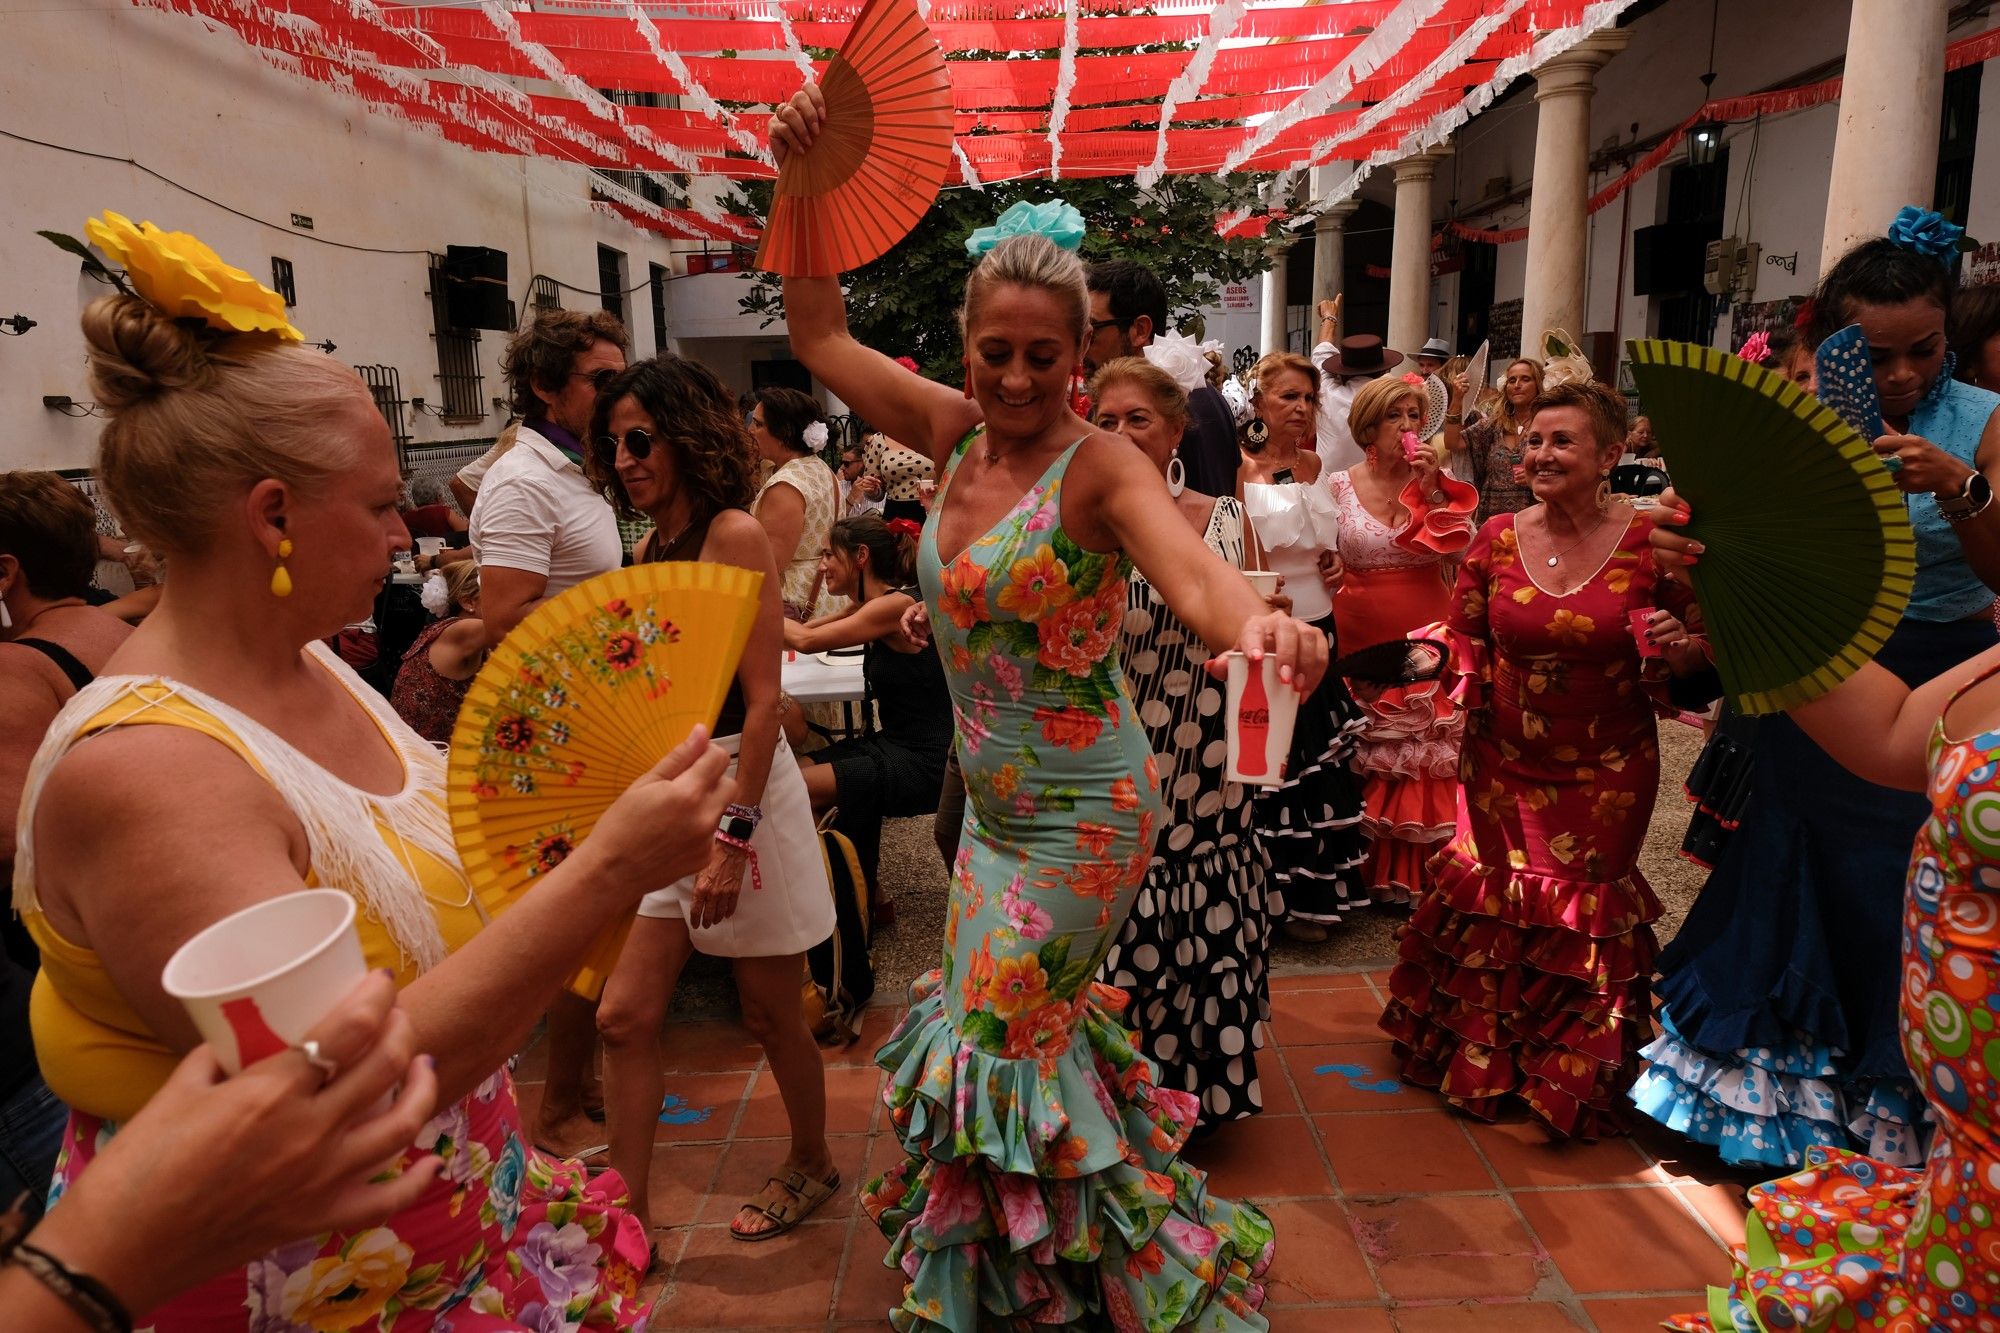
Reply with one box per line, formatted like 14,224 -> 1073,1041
1084,259 -> 1238,497
465,306 -> 628,1161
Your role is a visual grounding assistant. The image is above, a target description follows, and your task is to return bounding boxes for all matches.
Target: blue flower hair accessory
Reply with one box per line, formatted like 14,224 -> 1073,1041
1887,205 -> 1972,258
965,200 -> 1086,258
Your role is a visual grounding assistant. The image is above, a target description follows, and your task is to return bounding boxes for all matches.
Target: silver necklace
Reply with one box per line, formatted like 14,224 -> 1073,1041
1543,510 -> 1612,568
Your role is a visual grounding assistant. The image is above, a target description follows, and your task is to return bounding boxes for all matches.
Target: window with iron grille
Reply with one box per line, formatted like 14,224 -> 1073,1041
595,89 -> 673,207
527,275 -> 560,323
427,254 -> 485,421
355,364 -> 412,468
649,263 -> 669,351
270,257 -> 297,307
598,245 -> 627,327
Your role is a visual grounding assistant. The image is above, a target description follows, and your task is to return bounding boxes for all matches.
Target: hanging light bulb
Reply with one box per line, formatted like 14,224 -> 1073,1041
1688,0 -> 1723,167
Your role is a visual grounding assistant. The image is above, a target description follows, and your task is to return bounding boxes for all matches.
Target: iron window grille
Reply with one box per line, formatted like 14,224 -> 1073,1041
426,254 -> 485,421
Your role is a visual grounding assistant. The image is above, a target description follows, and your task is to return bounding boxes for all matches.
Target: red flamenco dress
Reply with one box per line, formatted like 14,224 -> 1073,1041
1381,510 -> 1703,1137
1667,665 -> 2000,1332
1330,468 -> 1478,903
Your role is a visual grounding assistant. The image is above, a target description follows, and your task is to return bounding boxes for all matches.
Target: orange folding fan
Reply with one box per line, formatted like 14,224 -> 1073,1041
755,0 -> 954,277
447,561 -> 763,999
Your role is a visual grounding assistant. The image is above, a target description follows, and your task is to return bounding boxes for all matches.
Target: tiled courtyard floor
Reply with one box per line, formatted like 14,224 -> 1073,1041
516,967 -> 1757,1332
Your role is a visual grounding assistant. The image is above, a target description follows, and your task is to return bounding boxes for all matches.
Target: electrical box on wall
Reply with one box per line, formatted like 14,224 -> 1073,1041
1704,237 -> 1762,300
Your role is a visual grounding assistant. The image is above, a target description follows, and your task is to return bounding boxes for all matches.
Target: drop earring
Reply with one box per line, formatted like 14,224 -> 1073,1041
1596,473 -> 1612,511
270,537 -> 294,598
0,601 -> 11,631
1166,453 -> 1186,498
1245,418 -> 1269,448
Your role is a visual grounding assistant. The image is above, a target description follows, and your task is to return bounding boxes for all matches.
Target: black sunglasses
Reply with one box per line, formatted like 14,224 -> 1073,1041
1087,317 -> 1132,336
596,426 -> 656,460
572,367 -> 620,392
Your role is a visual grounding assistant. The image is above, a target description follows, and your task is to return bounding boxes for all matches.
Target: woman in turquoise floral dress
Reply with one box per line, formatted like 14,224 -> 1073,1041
773,88 -> 1326,1331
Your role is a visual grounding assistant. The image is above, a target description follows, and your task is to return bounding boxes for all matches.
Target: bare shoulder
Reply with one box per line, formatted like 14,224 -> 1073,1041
0,645 -> 68,710
702,508 -> 782,573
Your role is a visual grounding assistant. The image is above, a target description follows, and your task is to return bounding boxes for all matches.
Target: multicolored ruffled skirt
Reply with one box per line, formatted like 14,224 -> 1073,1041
863,973 -> 1275,1331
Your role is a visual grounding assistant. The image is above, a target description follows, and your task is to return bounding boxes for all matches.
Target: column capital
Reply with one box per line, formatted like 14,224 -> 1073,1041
1314,199 -> 1361,229
1532,29 -> 1631,101
1391,146 -> 1453,185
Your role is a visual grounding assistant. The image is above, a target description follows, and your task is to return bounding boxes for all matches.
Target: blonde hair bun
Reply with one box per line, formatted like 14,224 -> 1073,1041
82,293 -> 214,412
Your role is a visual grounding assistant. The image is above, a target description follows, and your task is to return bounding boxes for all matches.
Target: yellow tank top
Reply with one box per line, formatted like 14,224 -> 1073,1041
16,653 -> 483,1124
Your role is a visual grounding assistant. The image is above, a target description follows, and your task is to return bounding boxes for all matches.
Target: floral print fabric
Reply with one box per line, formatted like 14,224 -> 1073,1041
864,434 -> 1275,1331
1668,672 -> 2000,1332
51,1070 -> 649,1331
1382,511 -> 1695,1138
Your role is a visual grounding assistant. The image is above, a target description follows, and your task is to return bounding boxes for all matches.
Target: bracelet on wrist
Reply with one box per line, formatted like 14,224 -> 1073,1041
5,1244 -> 133,1333
724,802 -> 764,828
712,829 -> 764,892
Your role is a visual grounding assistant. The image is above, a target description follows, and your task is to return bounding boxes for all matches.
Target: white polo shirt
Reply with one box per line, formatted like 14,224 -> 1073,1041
1311,341 -> 1369,476
468,422 -> 621,593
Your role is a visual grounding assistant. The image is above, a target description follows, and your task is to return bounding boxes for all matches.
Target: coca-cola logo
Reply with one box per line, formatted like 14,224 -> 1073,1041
1239,707 -> 1270,726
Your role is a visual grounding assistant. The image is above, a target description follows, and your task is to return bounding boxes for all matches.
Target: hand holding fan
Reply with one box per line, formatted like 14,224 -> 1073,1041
1813,324 -> 1889,448
448,561 -> 763,998
1420,374 -> 1452,440
757,0 -> 953,277
1626,339 -> 1914,715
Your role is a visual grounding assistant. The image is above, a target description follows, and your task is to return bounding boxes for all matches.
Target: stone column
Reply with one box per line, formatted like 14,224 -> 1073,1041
1519,31 -> 1630,346
1261,240 -> 1291,355
1388,148 -> 1449,357
1312,200 -> 1358,339
1819,0 -> 1948,274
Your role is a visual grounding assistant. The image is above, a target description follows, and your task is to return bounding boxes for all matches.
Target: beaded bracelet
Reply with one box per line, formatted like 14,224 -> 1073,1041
724,802 -> 764,828
5,1242 -> 132,1333
713,829 -> 764,892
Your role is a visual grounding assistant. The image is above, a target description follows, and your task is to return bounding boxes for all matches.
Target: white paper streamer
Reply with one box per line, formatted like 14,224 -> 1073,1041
773,5 -> 818,80
1047,0 -> 1080,179
1136,0 -> 1248,191
953,140 -> 986,191
617,0 -> 770,164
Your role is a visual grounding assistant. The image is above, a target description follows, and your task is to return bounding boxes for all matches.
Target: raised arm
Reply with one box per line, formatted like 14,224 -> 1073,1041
771,87 -> 981,465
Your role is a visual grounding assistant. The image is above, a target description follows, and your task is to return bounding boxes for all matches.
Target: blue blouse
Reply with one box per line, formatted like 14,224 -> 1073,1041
1905,369 -> 2000,622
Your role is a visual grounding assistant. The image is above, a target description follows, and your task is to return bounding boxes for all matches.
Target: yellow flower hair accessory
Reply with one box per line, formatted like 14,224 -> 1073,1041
77,211 -> 303,342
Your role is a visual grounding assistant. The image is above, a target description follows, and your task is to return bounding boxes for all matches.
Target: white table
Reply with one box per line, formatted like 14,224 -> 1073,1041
782,651 -> 867,704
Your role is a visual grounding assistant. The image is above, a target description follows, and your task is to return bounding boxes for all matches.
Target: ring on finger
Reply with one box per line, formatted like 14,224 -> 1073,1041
300,1038 -> 340,1087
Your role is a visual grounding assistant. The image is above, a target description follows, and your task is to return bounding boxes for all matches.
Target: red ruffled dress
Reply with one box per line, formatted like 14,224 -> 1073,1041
1381,511 -> 1702,1137
1330,468 -> 1478,903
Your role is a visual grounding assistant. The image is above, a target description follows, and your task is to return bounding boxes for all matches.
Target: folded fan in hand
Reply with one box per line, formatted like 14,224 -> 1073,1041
755,0 -> 953,277
1626,339 -> 1915,715
447,562 -> 763,999
1335,637 -> 1448,686
1814,324 -> 1889,446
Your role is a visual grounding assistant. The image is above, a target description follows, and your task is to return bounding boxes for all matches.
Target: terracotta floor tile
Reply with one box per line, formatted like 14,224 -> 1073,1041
1317,1111 -> 1493,1195
1258,1199 -> 1378,1304
644,1141 -> 726,1231
1513,1186 -> 1726,1295
1185,1112 -> 1335,1200
1264,1307 -> 1396,1330
1467,1117 -> 1652,1190
1284,1042 -> 1428,1114
651,1071 -> 760,1143
1392,1301 -> 1588,1330
834,1236 -> 910,1322
1269,987 -> 1394,1046
1582,1295 -> 1710,1331
1348,1196 -> 1546,1302
738,1063 -> 885,1139
1271,968 -> 1379,991
652,1220 -> 845,1325
697,1133 -> 871,1223
1672,1181 -> 1749,1250
660,1020 -> 767,1075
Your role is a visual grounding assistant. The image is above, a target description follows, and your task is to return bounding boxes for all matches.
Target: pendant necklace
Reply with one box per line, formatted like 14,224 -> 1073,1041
1544,511 -> 1611,568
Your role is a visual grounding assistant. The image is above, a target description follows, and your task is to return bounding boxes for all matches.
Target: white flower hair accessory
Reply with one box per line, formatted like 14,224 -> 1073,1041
802,421 -> 829,451
1142,330 -> 1227,396
419,570 -> 451,617
1220,375 -> 1253,425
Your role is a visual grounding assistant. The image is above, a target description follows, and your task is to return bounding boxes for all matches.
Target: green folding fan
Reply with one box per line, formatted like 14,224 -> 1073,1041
1626,339 -> 1915,715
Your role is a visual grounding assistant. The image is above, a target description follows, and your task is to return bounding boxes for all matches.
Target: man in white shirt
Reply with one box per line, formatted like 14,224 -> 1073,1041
470,309 -> 627,649
1311,308 -> 1403,474
837,443 -> 884,517
467,306 -> 627,1161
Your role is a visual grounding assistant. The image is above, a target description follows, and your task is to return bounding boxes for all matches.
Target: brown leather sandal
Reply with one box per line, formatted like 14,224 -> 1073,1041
729,1168 -> 842,1241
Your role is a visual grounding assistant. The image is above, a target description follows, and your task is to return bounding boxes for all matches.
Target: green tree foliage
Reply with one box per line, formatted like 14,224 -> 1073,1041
738,174 -> 1279,383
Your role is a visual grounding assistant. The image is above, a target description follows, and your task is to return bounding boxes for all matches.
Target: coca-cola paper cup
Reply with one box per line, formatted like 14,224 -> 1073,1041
1224,651 -> 1299,787
1243,570 -> 1281,600
1629,607 -> 1663,659
161,889 -> 366,1075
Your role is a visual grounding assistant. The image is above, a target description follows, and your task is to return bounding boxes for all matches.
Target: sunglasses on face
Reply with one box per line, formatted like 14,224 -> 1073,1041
596,426 -> 656,461
572,367 -> 620,393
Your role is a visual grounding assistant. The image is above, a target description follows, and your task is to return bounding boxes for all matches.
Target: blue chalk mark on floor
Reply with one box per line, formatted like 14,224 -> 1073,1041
659,1093 -> 714,1125
1312,1063 -> 1402,1094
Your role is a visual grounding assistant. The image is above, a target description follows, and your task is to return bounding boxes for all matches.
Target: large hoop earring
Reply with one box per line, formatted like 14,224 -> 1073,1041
1245,418 -> 1269,448
1595,476 -> 1612,512
1166,454 -> 1186,498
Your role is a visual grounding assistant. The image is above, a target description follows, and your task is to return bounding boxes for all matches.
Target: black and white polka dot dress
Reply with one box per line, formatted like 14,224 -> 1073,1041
1101,497 -> 1282,1129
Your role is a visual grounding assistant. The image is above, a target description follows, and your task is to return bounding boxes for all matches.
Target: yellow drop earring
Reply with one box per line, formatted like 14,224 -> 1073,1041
270,537 -> 294,597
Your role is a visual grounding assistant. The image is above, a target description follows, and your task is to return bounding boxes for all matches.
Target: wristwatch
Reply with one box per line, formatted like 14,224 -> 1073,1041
717,810 -> 757,845
1937,471 -> 1994,523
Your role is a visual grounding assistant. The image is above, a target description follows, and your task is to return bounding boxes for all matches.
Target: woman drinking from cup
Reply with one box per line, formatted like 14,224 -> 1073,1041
1634,210 -> 2000,1169
1089,356 -> 1283,1131
15,217 -> 734,1329
1328,375 -> 1478,903
773,80 -> 1322,1329
1379,381 -> 1710,1139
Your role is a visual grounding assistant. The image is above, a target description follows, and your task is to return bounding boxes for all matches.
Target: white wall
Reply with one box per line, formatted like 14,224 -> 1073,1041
0,0 -> 758,473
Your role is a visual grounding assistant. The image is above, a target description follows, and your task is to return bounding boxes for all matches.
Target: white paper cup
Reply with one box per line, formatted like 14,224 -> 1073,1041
415,537 -> 445,557
161,889 -> 366,1075
1243,570 -> 1281,600
1224,651 -> 1299,787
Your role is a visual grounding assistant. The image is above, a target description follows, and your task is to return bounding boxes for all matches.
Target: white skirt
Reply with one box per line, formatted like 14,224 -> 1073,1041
635,733 -> 834,958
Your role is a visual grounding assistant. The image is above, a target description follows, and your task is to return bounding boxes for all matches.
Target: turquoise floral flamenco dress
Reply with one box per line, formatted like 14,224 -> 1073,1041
863,433 -> 1276,1332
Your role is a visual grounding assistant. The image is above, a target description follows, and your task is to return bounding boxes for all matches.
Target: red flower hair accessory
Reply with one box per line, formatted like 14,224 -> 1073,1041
887,517 -> 924,541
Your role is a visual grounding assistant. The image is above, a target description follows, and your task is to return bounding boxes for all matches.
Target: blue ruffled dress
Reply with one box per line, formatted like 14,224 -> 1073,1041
1630,369 -> 2000,1168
